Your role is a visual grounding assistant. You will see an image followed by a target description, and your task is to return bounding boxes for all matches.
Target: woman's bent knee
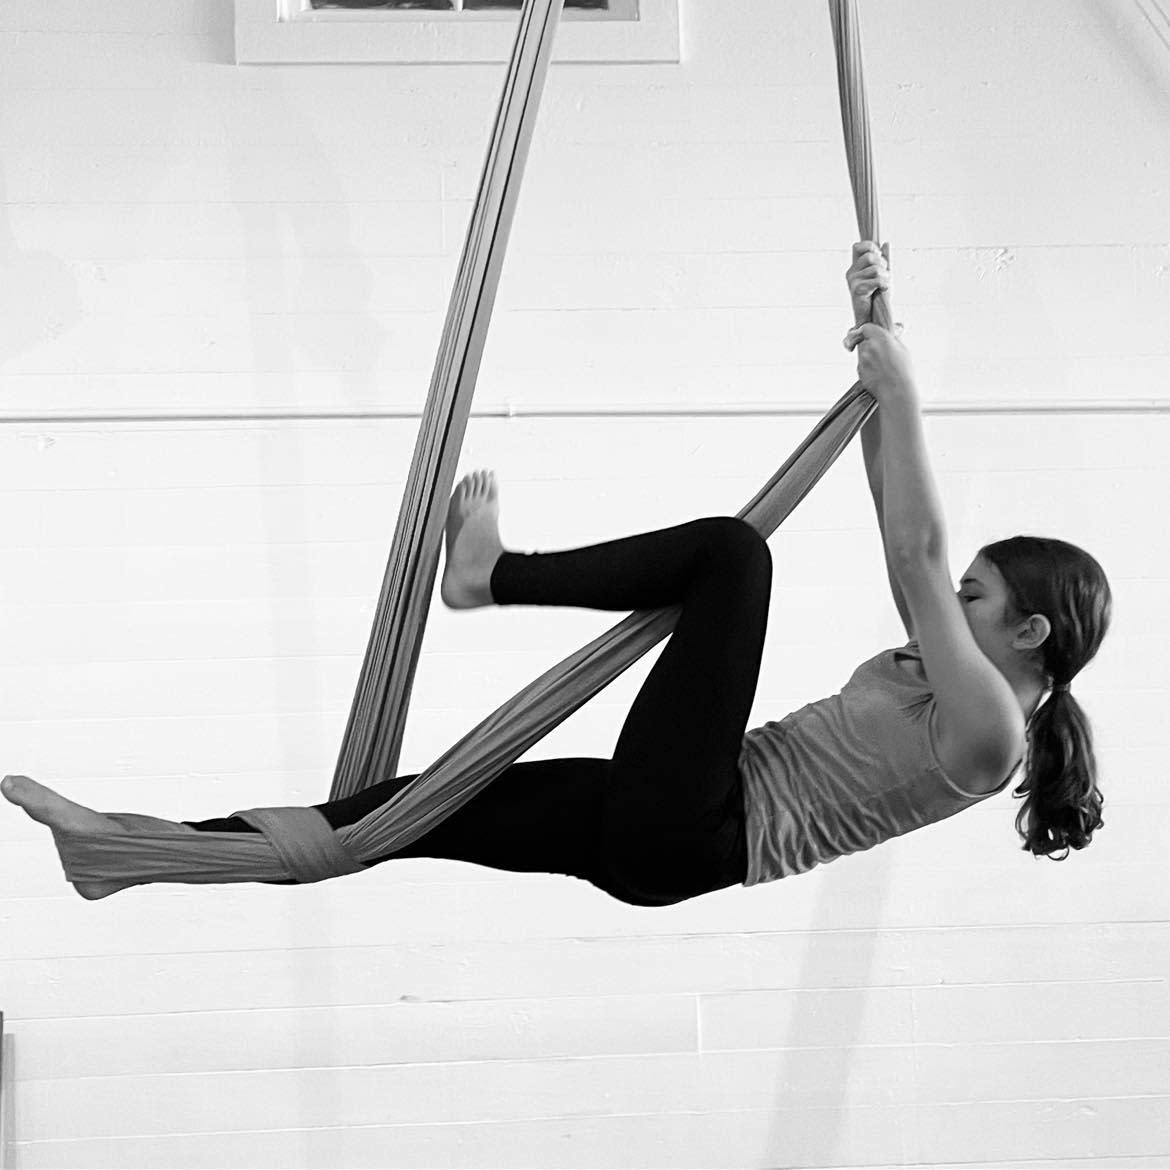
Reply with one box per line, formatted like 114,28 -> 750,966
690,517 -> 772,586
692,516 -> 770,564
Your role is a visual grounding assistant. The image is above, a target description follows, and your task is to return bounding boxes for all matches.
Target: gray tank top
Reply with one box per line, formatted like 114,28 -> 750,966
738,640 -> 1021,887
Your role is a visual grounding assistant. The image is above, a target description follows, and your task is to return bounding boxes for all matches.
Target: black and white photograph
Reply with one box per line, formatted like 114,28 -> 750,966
0,1 -> 1166,1166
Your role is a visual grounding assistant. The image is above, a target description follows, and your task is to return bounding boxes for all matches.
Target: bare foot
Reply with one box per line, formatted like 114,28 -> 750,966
440,469 -> 505,610
2,774 -> 112,834
1,774 -> 132,900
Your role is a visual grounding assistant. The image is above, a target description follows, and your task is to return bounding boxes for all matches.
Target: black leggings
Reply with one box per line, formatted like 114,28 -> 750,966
184,517 -> 772,907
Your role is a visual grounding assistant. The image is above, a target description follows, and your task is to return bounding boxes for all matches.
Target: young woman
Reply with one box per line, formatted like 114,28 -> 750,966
2,244 -> 1113,906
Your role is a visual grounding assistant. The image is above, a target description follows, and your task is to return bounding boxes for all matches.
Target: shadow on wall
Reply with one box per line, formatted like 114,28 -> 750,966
0,164 -> 82,368
765,848 -> 894,1165
224,85 -> 389,406
1082,0 -> 1170,109
207,0 -> 240,67
0,1020 -> 16,1168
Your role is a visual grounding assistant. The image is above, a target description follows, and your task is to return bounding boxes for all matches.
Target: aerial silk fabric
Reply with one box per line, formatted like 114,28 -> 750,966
55,0 -> 888,889
328,0 -> 567,802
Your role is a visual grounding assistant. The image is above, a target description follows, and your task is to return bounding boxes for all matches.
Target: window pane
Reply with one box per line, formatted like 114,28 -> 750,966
464,1 -> 610,8
305,1 -> 612,7
309,2 -> 455,9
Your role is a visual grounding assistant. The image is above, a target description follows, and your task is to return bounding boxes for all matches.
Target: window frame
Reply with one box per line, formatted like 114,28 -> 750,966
234,0 -> 680,64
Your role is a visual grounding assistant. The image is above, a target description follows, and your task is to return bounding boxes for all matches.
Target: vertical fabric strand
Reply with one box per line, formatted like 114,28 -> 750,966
829,0 -> 895,331
328,0 -> 564,801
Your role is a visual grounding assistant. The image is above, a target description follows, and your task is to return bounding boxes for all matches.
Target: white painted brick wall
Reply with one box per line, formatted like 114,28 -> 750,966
0,0 -> 1167,1166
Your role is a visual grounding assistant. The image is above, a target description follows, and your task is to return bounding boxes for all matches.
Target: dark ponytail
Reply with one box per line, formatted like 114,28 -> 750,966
979,537 -> 1113,860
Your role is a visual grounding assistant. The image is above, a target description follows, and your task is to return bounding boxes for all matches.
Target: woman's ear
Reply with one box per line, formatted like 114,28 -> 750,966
1016,613 -> 1053,650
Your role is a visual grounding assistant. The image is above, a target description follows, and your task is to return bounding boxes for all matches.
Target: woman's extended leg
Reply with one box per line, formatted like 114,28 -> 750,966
189,757 -> 612,891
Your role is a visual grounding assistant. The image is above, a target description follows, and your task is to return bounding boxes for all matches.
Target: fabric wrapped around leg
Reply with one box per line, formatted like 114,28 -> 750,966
53,814 -> 360,884
234,807 -> 367,883
53,809 -> 362,886
55,813 -> 286,886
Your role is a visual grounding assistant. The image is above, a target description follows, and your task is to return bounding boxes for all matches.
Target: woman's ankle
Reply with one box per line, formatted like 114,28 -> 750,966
486,550 -> 508,605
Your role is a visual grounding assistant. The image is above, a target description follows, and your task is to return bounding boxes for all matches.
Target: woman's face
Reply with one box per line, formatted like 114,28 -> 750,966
957,555 -> 1050,666
956,555 -> 1004,649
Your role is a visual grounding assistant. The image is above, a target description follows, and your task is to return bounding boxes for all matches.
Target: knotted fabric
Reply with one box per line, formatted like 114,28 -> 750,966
235,808 -> 368,883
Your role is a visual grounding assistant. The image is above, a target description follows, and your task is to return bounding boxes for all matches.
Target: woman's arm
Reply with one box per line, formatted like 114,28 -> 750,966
847,326 -> 948,557
851,330 -> 1024,776
875,387 -> 948,557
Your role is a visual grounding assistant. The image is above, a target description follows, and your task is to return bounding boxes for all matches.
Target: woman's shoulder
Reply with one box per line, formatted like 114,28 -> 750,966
931,705 -> 1022,796
876,641 -> 1021,796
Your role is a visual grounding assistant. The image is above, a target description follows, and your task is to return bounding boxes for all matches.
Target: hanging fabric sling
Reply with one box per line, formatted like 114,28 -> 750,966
56,0 -> 891,889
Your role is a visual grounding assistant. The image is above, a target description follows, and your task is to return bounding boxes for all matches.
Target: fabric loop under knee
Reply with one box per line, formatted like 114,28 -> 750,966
232,806 -> 367,883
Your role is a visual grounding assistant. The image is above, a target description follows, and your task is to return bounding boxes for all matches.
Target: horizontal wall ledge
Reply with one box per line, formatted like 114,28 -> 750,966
0,398 -> 1168,426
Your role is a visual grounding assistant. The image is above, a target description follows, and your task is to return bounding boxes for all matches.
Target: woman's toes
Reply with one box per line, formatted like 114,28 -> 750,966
2,774 -> 111,835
